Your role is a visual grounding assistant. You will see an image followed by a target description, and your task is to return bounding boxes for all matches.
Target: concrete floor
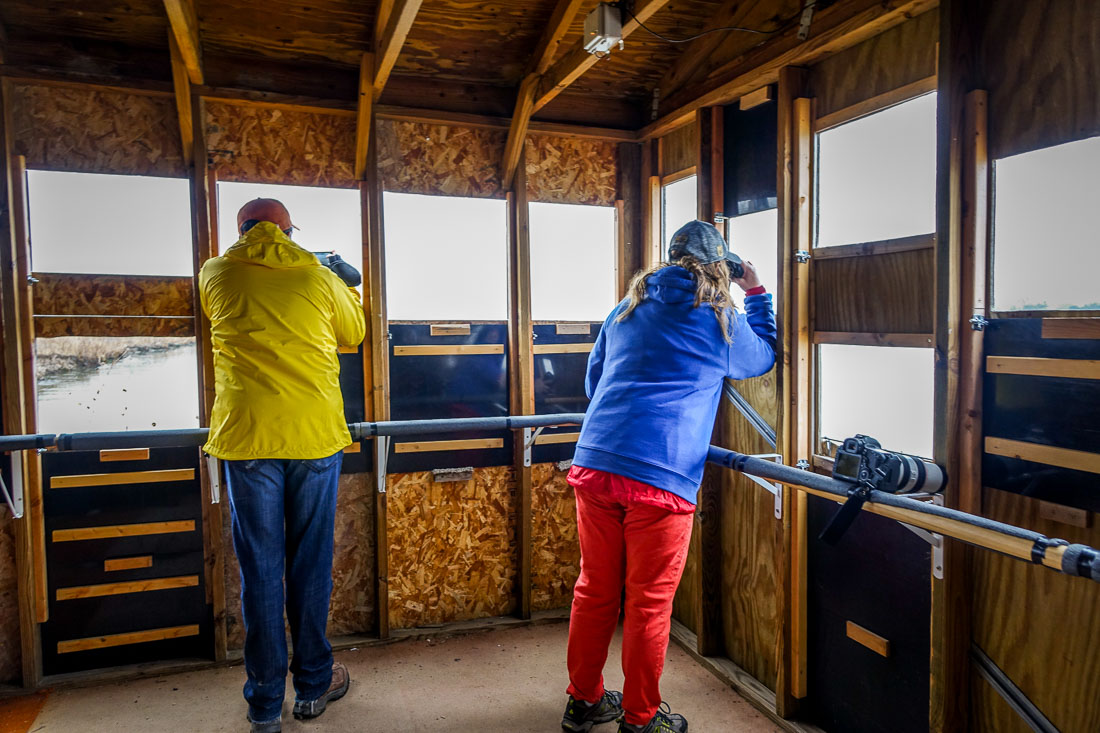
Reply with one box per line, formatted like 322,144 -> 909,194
23,623 -> 780,732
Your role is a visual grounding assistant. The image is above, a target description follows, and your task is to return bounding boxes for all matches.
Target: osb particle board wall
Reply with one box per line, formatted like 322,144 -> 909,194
223,472 -> 376,649
9,83 -> 186,178
531,463 -> 580,612
525,136 -> 617,207
0,516 -> 19,684
205,100 -> 357,188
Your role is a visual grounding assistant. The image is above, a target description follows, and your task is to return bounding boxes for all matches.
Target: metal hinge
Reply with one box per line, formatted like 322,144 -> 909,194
969,314 -> 990,331
713,212 -> 729,224
795,250 -> 811,264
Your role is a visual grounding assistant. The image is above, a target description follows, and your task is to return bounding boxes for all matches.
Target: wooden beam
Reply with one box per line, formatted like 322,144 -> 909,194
168,32 -> 194,167
533,0 -> 675,114
372,0 -> 423,101
529,0 -> 587,76
616,142 -> 643,298
640,0 -> 938,140
501,74 -> 539,191
162,0 -> 203,85
355,53 -> 375,181
641,139 -> 661,268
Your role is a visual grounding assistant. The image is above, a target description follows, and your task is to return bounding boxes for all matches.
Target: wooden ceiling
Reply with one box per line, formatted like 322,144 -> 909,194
0,0 -> 890,130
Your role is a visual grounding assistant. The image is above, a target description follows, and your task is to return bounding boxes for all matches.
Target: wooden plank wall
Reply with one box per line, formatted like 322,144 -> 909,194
660,123 -> 697,177
0,516 -> 17,683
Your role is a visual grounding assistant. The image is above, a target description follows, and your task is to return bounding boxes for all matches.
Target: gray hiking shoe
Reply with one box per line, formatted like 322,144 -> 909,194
292,662 -> 350,720
618,702 -> 688,733
246,713 -> 281,733
562,689 -> 624,731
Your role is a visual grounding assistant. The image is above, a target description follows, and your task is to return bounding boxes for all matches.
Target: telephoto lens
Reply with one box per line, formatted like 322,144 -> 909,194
313,252 -> 362,287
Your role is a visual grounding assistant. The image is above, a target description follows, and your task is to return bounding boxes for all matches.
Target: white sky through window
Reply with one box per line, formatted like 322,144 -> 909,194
726,208 -> 778,309
993,135 -> 1100,311
27,171 -> 193,276
529,202 -> 617,321
383,192 -> 508,320
662,176 -> 698,257
817,93 -> 937,248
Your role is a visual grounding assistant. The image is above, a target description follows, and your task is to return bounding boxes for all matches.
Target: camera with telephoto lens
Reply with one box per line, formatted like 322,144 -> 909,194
831,435 -> 945,495
313,252 -> 362,288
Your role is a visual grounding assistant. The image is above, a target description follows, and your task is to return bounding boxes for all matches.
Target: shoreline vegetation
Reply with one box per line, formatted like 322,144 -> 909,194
36,336 -> 195,380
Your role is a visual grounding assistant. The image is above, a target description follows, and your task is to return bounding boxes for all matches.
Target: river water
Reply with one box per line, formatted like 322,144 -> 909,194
37,345 -> 201,434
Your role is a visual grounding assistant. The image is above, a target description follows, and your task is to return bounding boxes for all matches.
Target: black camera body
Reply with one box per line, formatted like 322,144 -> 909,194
313,252 -> 362,288
832,434 -> 945,495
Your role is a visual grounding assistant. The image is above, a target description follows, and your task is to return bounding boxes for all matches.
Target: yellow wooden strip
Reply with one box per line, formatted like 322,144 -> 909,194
394,438 -> 504,453
985,437 -> 1100,475
342,442 -> 361,454
534,432 -> 580,445
99,448 -> 151,462
50,468 -> 195,489
104,555 -> 153,572
1041,318 -> 1100,340
53,520 -> 196,543
57,574 -> 198,601
532,343 -> 594,354
337,345 -> 358,354
392,344 -> 504,356
58,624 -> 200,654
430,323 -> 471,336
846,621 -> 890,657
986,356 -> 1100,380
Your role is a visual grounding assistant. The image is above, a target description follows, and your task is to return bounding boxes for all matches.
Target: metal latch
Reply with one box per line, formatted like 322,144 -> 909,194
969,314 -> 989,331
795,250 -> 811,264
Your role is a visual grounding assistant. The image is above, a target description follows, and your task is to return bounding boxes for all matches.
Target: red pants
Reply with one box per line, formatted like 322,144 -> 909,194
566,481 -> 694,725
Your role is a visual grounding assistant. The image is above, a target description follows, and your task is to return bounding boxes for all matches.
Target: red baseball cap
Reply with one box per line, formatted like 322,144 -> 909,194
237,198 -> 295,234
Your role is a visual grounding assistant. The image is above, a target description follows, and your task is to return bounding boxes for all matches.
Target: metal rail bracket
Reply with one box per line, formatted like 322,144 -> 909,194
900,494 -> 945,579
746,453 -> 784,519
522,426 -> 546,467
0,451 -> 23,519
375,436 -> 391,493
204,453 -> 222,504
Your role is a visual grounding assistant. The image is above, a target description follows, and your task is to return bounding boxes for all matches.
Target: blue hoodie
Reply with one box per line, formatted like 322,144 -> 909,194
573,266 -> 777,504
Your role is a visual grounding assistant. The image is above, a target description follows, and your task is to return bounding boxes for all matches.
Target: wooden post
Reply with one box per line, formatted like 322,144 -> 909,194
774,64 -> 808,718
641,139 -> 661,269
616,142 -> 643,298
0,81 -> 42,687
362,117 -> 390,638
507,153 -> 534,620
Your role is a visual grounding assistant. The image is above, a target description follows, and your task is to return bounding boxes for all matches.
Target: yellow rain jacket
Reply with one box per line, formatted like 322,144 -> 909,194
198,222 -> 366,460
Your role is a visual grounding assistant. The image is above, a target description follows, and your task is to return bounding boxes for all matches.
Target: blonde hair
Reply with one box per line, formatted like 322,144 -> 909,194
617,255 -> 735,343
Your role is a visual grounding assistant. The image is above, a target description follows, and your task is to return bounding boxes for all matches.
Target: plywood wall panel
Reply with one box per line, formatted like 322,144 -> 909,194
661,123 -> 698,177
971,488 -> 1100,733
0,516 -> 19,684
525,136 -> 617,207
32,274 -> 194,317
9,83 -> 186,178
33,316 -> 195,339
982,0 -> 1100,159
531,463 -> 579,611
813,248 -> 934,333
222,472 -> 377,650
205,101 -> 357,188
377,120 -> 506,199
810,9 -> 939,121
387,467 -> 517,629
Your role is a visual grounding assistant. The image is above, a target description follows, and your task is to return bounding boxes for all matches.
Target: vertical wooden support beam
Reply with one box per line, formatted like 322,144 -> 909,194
789,95 -> 814,702
694,105 -> 725,658
162,0 -> 204,85
362,118 -> 390,638
501,75 -> 538,191
774,65 -> 808,718
507,156 -> 534,619
187,94 -> 226,661
0,80 -> 42,686
372,0 -> 423,101
616,142 -> 643,299
709,107 -> 725,237
354,53 -> 375,181
168,33 -> 193,168
641,139 -> 661,269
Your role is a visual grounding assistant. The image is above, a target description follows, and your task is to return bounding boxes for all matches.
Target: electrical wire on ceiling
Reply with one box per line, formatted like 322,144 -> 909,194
614,0 -> 818,43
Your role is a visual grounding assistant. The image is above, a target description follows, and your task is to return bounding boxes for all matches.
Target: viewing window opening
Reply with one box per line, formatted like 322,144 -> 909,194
529,202 -> 617,321
818,344 -> 934,459
992,135 -> 1100,312
28,171 -> 193,275
217,181 -> 364,290
383,192 -> 508,321
815,93 -> 937,248
725,208 -> 778,310
661,175 -> 697,258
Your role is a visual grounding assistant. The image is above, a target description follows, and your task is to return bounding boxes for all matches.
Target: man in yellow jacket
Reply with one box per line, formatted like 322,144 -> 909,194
199,199 -> 365,733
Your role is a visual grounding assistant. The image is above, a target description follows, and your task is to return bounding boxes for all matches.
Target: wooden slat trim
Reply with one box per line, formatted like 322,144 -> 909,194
53,520 -> 196,543
533,432 -> 580,445
811,233 -> 935,259
846,620 -> 890,657
393,438 -> 504,453
987,356 -> 1100,381
531,343 -> 594,354
661,166 -> 697,185
57,574 -> 198,601
58,624 -> 199,654
104,556 -> 153,572
430,323 -> 471,336
985,437 -> 1100,475
813,332 -> 934,348
392,344 -> 504,356
342,442 -> 361,454
1041,318 -> 1100,340
815,75 -> 938,131
99,448 -> 151,462
50,468 -> 195,489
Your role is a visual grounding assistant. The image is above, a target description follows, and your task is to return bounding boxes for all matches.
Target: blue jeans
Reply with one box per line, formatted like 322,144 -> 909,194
225,453 -> 342,723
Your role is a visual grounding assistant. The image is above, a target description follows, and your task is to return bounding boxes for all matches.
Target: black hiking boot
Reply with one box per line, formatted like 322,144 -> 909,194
562,690 -> 624,732
618,702 -> 688,733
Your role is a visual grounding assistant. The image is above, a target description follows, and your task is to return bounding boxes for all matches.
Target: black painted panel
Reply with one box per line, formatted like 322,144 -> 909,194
806,494 -> 931,733
532,323 -> 599,464
984,318 -> 1100,359
723,100 -> 778,217
338,346 -> 369,474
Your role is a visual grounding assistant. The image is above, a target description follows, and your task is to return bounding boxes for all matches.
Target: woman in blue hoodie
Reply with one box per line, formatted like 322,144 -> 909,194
560,221 -> 777,733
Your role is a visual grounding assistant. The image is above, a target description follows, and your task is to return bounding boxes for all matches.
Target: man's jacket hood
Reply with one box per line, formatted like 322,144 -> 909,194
223,222 -> 322,270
